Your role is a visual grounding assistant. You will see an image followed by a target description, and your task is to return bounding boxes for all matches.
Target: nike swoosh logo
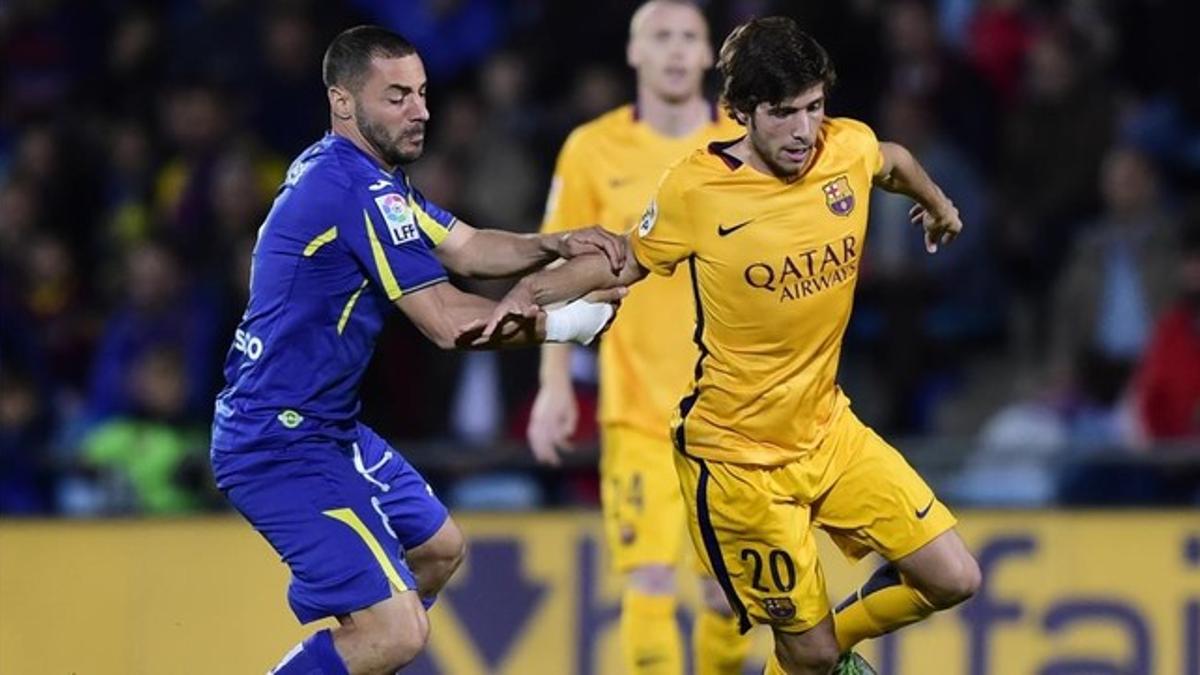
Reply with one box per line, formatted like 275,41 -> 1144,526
915,498 -> 935,519
717,219 -> 753,237
608,177 -> 632,189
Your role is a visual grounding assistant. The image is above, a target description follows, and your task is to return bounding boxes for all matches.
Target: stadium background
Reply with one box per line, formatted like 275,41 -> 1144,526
0,0 -> 1197,673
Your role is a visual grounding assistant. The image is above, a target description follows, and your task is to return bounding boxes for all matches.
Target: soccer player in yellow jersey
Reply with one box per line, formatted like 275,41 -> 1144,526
485,16 -> 983,675
528,2 -> 750,674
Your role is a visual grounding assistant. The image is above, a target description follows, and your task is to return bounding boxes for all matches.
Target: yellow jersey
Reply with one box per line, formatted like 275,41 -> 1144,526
542,103 -> 743,437
630,117 -> 885,465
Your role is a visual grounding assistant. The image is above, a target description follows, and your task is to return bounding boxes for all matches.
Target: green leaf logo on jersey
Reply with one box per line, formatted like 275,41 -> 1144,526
277,409 -> 305,429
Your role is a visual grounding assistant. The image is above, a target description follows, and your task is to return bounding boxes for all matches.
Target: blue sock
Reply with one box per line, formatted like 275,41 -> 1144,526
270,629 -> 349,675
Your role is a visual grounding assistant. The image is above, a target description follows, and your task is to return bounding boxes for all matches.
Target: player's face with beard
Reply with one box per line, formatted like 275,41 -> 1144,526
354,54 -> 429,166
745,83 -> 826,179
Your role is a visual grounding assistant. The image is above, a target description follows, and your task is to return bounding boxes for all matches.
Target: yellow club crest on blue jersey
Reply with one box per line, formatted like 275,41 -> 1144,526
822,175 -> 855,216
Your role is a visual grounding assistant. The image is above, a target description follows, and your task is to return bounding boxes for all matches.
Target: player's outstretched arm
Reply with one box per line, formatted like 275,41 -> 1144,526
396,281 -> 622,350
478,234 -> 649,339
875,142 -> 964,253
396,282 -> 546,349
434,221 -> 626,279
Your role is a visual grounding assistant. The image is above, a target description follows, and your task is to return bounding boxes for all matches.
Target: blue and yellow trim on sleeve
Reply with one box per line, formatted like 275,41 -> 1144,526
409,195 -> 454,247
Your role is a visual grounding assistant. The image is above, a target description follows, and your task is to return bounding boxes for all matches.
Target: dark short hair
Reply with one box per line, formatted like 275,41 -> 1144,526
322,25 -> 416,92
717,16 -> 836,121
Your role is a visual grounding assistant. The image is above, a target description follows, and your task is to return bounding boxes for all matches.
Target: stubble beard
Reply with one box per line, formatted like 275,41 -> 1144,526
356,104 -> 422,167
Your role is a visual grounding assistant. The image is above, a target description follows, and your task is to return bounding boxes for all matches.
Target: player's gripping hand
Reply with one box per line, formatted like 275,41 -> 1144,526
527,380 -> 578,466
910,198 -> 962,254
478,284 -> 625,342
550,226 -> 626,274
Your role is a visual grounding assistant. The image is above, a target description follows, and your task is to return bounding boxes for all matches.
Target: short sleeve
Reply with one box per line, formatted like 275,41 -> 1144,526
343,186 -> 448,301
839,117 -> 885,176
629,171 -> 693,277
407,183 -> 457,247
541,129 -> 601,235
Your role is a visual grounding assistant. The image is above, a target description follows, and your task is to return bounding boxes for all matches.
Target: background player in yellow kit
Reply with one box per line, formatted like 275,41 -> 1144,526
485,16 -> 982,675
527,2 -> 750,674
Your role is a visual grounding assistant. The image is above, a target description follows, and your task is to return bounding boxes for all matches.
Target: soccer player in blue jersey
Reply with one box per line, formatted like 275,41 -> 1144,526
210,26 -> 624,675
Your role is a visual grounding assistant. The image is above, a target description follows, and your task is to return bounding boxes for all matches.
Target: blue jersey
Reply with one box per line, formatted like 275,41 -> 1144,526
211,134 -> 457,451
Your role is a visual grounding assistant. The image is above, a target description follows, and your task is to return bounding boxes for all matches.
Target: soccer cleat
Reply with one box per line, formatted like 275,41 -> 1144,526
834,651 -> 877,675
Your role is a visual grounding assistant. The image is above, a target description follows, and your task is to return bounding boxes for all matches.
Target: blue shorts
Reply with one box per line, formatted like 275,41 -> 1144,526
212,423 -> 448,623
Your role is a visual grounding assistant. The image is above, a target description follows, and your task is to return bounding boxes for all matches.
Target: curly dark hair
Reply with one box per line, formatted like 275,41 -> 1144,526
717,16 -> 837,122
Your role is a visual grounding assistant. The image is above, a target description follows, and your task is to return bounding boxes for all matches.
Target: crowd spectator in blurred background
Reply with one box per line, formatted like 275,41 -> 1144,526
1132,220 -> 1200,443
1049,145 -> 1178,446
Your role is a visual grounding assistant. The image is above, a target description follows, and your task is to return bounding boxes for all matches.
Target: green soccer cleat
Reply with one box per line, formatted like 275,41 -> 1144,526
834,651 -> 877,675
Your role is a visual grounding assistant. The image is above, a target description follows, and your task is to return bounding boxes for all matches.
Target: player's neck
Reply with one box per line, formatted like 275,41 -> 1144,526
727,137 -> 816,183
634,89 -> 710,138
331,119 -> 397,173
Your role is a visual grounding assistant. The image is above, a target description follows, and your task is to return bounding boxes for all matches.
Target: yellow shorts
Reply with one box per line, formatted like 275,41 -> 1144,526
600,425 -> 687,573
674,408 -> 957,633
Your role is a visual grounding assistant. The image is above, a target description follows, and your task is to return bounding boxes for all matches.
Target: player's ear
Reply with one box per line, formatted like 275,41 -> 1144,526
626,39 -> 641,69
328,85 -> 353,121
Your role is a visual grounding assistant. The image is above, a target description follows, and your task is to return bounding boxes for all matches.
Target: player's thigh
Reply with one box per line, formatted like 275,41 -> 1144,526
812,410 -> 957,562
222,444 -> 419,624
600,425 -> 686,572
355,422 -> 450,551
673,451 -> 828,635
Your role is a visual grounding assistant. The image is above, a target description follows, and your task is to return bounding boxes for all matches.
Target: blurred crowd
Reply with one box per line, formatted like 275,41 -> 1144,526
1,0 -> 1197,516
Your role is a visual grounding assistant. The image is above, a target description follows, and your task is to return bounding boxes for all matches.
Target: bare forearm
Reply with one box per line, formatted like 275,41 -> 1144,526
539,342 -> 574,386
397,284 -> 546,350
517,248 -> 644,307
875,142 -> 950,212
446,291 -> 547,349
460,229 -> 558,278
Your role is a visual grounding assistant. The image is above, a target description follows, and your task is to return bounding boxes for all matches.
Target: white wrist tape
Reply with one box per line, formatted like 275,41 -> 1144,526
545,299 -> 614,345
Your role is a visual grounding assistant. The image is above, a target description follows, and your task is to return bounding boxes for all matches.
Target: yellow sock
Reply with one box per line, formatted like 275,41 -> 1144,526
693,606 -> 751,675
763,652 -> 788,675
621,589 -> 683,675
833,564 -> 935,651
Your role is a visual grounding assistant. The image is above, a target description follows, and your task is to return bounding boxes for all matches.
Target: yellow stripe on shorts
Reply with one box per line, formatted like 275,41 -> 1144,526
322,508 -> 409,592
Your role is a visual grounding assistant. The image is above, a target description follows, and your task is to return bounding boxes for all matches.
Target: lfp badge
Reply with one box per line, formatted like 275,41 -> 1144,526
374,193 -> 420,245
822,176 -> 855,217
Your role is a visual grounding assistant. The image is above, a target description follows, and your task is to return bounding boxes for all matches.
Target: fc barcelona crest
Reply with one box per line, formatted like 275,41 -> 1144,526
822,176 -> 855,216
762,596 -> 797,621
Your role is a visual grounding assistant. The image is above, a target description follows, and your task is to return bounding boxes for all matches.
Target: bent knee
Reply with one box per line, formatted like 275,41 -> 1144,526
920,553 -> 981,609
384,603 -> 430,668
355,594 -> 431,670
777,636 -> 839,674
411,520 -> 467,580
436,525 -> 467,572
